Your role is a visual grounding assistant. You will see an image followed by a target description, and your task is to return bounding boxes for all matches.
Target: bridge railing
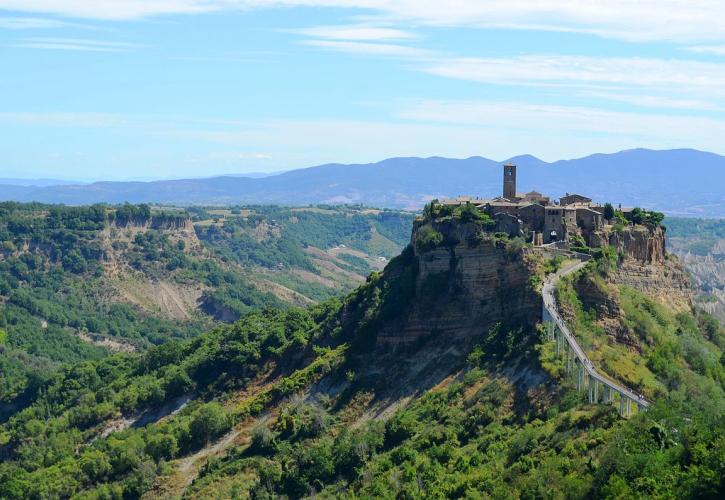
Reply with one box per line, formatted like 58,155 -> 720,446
540,252 -> 651,417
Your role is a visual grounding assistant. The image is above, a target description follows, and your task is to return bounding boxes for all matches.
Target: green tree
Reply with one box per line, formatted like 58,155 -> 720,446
79,448 -> 112,482
146,433 -> 178,462
604,202 -> 615,221
189,402 -> 229,446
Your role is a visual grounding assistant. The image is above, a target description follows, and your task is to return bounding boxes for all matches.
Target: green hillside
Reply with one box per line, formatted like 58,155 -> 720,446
0,232 -> 722,499
0,203 -> 414,405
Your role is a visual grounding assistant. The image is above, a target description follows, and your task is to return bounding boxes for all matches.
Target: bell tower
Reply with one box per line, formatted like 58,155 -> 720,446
503,162 -> 516,200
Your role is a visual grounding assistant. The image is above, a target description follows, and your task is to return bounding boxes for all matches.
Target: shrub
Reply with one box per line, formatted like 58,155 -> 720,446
417,226 -> 443,251
189,402 -> 230,446
249,425 -> 277,455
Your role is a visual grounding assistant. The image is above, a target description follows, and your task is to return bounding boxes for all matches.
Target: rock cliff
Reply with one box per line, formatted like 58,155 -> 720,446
375,219 -> 540,345
589,224 -> 692,310
590,224 -> 666,264
610,258 -> 692,312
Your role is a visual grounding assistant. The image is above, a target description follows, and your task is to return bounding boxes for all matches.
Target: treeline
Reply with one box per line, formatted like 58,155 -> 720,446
192,205 -> 414,273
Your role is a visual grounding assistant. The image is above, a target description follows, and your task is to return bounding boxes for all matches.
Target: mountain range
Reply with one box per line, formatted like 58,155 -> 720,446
3,148 -> 724,216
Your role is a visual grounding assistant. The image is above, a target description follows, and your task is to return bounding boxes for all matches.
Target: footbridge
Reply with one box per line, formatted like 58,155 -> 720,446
540,253 -> 651,417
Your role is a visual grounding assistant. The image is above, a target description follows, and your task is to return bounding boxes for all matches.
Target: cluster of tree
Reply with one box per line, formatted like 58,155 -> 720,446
0,306 -> 327,498
423,200 -> 496,227
188,302 -> 724,499
193,205 -> 414,271
0,203 -> 259,403
626,207 -> 666,226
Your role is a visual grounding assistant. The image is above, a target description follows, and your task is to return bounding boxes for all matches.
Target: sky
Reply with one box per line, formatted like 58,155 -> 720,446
2,1 -> 725,181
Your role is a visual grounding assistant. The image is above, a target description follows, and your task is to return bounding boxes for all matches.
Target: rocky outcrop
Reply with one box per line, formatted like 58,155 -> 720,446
111,215 -> 195,232
574,273 -> 622,319
587,224 -> 692,310
376,220 -> 540,345
571,273 -> 639,349
610,258 -> 693,312
590,224 -> 665,264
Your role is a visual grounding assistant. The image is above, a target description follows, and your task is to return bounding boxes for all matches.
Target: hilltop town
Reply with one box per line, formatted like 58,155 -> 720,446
435,162 -> 665,248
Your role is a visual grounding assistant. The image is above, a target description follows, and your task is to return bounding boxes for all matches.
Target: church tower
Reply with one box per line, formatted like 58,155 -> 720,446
503,163 -> 516,200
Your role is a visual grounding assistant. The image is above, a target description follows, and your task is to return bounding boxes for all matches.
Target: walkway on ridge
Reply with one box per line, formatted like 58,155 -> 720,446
540,252 -> 651,416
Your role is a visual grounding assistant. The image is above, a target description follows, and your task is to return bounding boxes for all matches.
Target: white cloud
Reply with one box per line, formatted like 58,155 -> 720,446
392,100 -> 725,156
424,55 -> 725,90
11,36 -> 143,51
5,103 -> 725,169
301,39 -> 432,58
0,16 -> 83,29
579,90 -> 723,112
0,0 -> 212,20
0,111 -> 127,126
685,45 -> 725,56
162,104 -> 725,162
3,1 -> 725,44
293,24 -> 416,41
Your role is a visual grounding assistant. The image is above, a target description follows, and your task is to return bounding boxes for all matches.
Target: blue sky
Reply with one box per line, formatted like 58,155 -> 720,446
2,1 -> 725,181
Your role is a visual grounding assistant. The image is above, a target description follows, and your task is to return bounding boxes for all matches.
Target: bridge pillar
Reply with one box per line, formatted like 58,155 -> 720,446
576,362 -> 582,391
626,398 -> 631,417
619,393 -> 625,416
594,380 -> 599,403
588,377 -> 593,403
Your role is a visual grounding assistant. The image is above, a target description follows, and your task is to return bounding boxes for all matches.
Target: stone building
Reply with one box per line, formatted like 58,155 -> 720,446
494,212 -> 523,237
518,203 -> 545,232
575,207 -> 604,231
438,162 -> 625,246
521,190 -> 550,205
560,193 -> 592,206
503,163 -> 517,200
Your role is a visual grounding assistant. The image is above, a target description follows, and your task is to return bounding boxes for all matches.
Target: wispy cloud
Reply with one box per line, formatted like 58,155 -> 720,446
579,90 -> 723,112
11,36 -> 143,52
0,0 -> 211,21
301,39 -> 433,58
0,111 -> 127,126
5,104 -> 725,167
0,112 -> 130,128
394,99 -> 725,149
293,24 -> 417,41
684,45 -> 725,56
3,1 -> 725,44
424,55 -> 725,90
0,16 -> 91,29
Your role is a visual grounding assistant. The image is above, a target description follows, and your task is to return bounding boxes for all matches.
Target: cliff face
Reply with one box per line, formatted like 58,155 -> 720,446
590,224 -> 666,264
588,224 -> 692,310
376,220 -> 540,345
111,215 -> 195,232
610,259 -> 693,312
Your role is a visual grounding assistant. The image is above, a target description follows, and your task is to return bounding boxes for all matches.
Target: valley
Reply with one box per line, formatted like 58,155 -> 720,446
0,201 -> 721,498
666,218 -> 725,322
0,203 -> 413,402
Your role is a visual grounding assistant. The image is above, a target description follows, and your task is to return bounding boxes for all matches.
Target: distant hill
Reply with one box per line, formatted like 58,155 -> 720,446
2,148 -> 724,216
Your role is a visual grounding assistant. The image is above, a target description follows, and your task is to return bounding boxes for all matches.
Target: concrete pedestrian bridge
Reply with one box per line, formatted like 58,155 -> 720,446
540,253 -> 651,417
